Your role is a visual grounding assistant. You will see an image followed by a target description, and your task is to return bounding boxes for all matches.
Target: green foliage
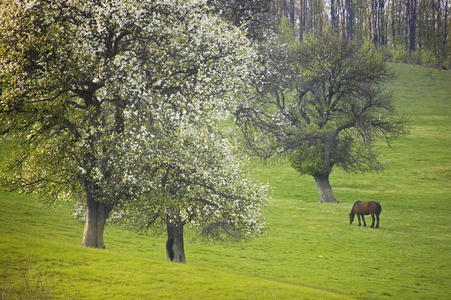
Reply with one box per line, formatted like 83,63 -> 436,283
393,46 -> 411,64
290,132 -> 355,177
278,17 -> 298,47
290,32 -> 404,175
391,47 -> 442,68
290,143 -> 326,176
418,49 -> 439,67
377,45 -> 395,62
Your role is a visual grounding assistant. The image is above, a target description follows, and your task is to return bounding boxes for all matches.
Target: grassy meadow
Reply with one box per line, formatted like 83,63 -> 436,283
1,63 -> 450,299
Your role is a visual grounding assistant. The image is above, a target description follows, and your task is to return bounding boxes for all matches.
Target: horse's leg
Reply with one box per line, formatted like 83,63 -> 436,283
361,215 -> 366,227
357,214 -> 362,226
376,213 -> 380,228
371,213 -> 375,228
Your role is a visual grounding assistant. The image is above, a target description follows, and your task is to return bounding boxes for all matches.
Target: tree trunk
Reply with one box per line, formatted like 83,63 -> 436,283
299,0 -> 306,40
444,0 -> 449,61
82,195 -> 110,248
166,221 -> 186,263
345,0 -> 354,40
392,0 -> 396,45
283,0 -> 289,18
314,174 -> 338,203
409,0 -> 417,52
405,0 -> 410,50
289,0 -> 295,26
379,0 -> 386,45
331,0 -> 338,29
372,0 -> 378,45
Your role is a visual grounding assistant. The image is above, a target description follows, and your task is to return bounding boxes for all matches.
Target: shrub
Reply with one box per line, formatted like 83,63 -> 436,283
378,45 -> 394,62
413,49 -> 423,65
420,49 -> 439,67
393,46 -> 411,63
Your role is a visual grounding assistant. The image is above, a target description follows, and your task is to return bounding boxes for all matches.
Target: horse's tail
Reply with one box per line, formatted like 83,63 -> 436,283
376,202 -> 382,214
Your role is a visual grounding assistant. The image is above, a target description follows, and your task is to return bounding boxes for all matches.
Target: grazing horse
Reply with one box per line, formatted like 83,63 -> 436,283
349,201 -> 382,228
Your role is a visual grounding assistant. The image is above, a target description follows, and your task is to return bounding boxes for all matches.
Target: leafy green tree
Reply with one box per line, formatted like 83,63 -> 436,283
289,32 -> 406,202
238,30 -> 406,203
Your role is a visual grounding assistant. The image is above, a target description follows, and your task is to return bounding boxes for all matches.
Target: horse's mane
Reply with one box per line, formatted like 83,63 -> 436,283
349,200 -> 361,215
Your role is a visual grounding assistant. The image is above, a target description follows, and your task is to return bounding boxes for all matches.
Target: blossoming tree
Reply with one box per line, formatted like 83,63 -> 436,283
113,5 -> 268,262
118,123 -> 268,263
0,0 -> 267,250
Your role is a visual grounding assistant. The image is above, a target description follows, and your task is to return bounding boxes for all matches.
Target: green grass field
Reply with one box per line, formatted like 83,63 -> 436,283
1,63 -> 450,299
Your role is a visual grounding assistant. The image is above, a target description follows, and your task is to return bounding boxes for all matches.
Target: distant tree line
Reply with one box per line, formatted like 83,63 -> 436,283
268,0 -> 449,66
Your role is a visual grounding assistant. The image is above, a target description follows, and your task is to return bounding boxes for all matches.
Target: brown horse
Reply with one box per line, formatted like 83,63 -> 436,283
349,201 -> 382,228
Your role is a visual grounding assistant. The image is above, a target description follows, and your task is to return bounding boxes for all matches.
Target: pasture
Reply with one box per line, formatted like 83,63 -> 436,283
1,63 -> 450,299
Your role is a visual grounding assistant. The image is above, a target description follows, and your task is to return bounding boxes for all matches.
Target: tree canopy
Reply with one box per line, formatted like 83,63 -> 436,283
0,0 -> 267,253
237,29 -> 406,203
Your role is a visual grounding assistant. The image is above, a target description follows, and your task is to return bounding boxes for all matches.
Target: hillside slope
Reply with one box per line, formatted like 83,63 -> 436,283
1,63 -> 450,299
0,192 -> 347,299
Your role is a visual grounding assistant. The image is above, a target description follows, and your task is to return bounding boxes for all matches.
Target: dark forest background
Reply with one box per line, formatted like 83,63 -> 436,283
213,0 -> 450,67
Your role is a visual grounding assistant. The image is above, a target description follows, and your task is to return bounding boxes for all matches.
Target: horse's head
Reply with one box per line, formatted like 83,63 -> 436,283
349,213 -> 355,224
